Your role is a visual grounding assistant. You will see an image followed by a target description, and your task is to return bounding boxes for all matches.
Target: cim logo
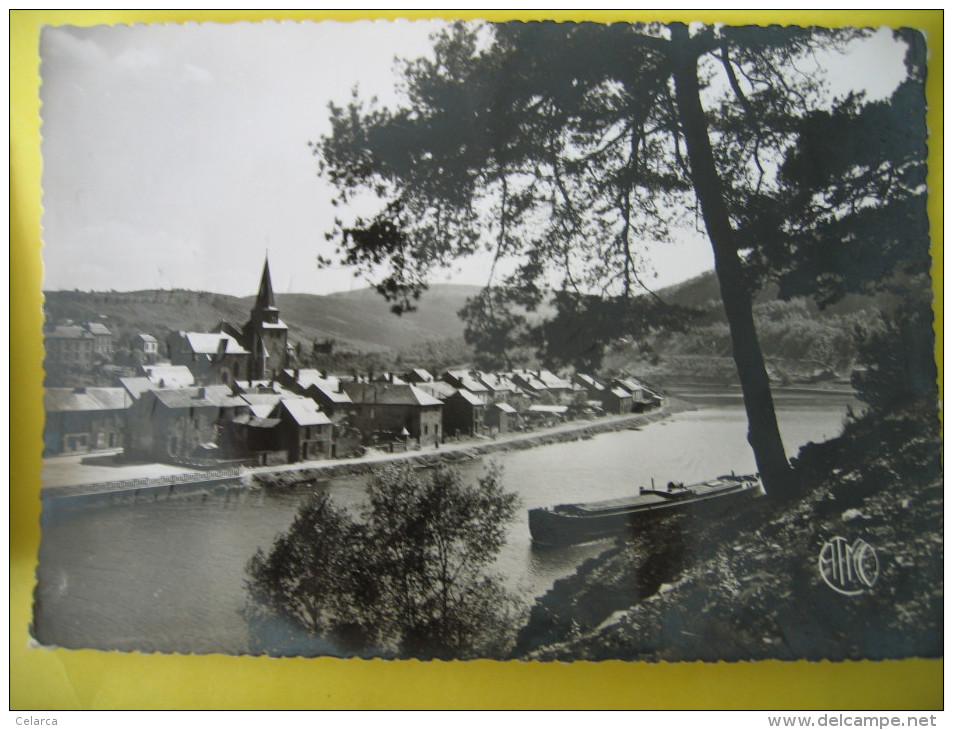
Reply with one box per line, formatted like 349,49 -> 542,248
818,536 -> 880,595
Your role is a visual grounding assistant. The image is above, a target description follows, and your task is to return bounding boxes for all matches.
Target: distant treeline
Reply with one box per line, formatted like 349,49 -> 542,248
653,297 -> 884,376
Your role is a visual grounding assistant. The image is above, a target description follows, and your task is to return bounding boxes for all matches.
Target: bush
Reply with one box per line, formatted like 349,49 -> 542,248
851,301 -> 937,413
247,463 -> 522,658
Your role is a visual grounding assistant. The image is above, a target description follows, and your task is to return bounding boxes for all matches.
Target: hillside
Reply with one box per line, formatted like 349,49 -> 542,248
612,271 -> 921,384
43,272 -> 907,383
43,284 -> 484,355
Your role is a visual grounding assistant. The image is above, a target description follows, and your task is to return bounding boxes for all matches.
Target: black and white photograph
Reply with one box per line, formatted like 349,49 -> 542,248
32,16 -> 940,664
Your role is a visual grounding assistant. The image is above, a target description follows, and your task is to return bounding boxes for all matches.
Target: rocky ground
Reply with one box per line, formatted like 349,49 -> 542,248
514,404 -> 942,662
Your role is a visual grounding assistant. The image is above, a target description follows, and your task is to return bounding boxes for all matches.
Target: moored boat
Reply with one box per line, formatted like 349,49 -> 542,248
528,474 -> 763,546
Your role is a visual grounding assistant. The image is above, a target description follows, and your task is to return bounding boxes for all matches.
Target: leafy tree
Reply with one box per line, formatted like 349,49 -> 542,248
769,55 -> 931,306
315,21 -> 927,498
457,287 -> 530,370
247,463 -> 522,658
851,298 -> 937,414
534,290 -> 697,373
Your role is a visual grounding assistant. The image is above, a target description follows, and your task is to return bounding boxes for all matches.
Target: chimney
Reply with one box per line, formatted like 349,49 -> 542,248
197,387 -> 206,399
73,386 -> 87,394
294,368 -> 300,380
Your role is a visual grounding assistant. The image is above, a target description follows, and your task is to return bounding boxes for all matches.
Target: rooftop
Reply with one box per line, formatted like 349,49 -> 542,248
343,382 -> 443,407
85,322 -> 112,336
279,398 -> 332,427
141,364 -> 195,388
118,377 -> 155,401
452,389 -> 485,406
283,369 -> 352,404
151,385 -> 248,410
415,381 -> 457,400
180,332 -> 250,356
45,387 -> 131,413
46,325 -> 93,340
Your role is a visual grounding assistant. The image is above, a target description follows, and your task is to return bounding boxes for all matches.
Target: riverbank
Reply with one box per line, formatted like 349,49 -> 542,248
513,402 -> 942,662
249,399 -> 692,488
40,398 -> 693,499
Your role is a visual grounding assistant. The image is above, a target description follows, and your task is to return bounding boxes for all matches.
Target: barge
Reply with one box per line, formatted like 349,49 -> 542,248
529,474 -> 763,546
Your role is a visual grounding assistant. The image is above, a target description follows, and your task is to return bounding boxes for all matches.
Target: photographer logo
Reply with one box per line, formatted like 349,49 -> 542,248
818,536 -> 880,595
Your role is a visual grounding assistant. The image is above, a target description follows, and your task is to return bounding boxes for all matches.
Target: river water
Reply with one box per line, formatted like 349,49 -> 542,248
33,385 -> 856,655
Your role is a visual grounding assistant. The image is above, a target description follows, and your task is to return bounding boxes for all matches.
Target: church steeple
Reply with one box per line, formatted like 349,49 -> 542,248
254,257 -> 277,314
243,257 -> 288,379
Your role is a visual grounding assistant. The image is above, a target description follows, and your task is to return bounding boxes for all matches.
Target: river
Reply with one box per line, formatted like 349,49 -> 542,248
32,385 -> 857,655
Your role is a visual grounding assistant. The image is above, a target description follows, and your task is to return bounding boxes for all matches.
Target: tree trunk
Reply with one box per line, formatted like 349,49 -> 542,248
669,26 -> 795,498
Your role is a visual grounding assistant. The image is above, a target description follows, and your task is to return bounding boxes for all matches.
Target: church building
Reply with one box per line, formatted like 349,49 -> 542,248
242,258 -> 290,380
168,258 -> 292,385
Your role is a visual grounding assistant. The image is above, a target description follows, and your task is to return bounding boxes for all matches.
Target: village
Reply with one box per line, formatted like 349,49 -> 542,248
43,260 -> 663,474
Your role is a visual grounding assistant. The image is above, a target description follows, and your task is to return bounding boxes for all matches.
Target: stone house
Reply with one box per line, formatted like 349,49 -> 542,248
43,386 -> 131,456
600,386 -> 634,415
611,376 -> 660,411
130,333 -> 159,363
278,369 -> 354,423
124,385 -> 249,462
44,324 -> 97,371
85,322 -> 114,358
442,370 -> 490,403
443,389 -> 487,438
341,382 -> 443,444
484,401 -> 518,434
167,331 -> 251,386
275,399 -> 334,461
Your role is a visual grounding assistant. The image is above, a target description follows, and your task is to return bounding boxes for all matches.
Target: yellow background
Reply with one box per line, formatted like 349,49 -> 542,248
11,9 -> 943,710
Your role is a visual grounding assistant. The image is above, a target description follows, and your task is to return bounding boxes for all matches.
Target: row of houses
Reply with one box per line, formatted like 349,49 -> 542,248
44,321 -> 115,371
43,361 -> 660,464
43,259 -> 661,465
44,368 -> 338,465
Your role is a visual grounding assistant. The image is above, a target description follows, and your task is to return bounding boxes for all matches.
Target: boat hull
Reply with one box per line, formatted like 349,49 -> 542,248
529,476 -> 762,547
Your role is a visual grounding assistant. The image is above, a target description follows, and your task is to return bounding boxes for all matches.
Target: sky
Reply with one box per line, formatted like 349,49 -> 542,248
39,20 -> 911,297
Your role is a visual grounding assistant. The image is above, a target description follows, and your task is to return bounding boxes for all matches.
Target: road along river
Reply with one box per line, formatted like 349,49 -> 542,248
32,385 -> 857,655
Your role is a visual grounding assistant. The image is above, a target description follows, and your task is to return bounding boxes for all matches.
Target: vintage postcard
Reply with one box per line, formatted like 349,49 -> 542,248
30,15 -> 940,671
